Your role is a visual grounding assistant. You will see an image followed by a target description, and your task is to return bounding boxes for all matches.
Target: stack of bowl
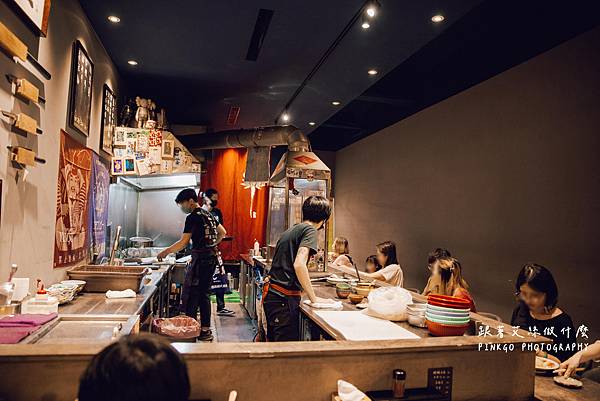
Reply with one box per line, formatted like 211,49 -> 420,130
47,283 -> 78,304
406,303 -> 427,327
426,294 -> 471,336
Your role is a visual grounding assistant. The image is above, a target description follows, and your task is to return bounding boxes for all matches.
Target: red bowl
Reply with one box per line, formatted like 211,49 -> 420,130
427,294 -> 471,309
426,320 -> 469,337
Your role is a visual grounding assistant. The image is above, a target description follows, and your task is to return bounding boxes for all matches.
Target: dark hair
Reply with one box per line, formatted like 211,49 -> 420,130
302,195 -> 331,223
515,263 -> 559,309
365,255 -> 381,271
205,188 -> 218,198
428,248 -> 452,265
175,188 -> 198,204
376,241 -> 399,267
78,334 -> 190,401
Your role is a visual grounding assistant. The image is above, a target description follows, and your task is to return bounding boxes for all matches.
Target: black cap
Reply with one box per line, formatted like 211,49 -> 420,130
393,369 -> 406,380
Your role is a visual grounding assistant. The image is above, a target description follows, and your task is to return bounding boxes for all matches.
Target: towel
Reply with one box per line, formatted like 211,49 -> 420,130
0,327 -> 37,344
337,380 -> 370,401
106,289 -> 137,299
303,299 -> 343,310
0,313 -> 58,327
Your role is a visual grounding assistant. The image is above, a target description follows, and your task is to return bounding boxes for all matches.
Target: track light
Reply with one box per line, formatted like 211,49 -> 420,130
281,112 -> 290,122
365,0 -> 380,18
361,15 -> 370,29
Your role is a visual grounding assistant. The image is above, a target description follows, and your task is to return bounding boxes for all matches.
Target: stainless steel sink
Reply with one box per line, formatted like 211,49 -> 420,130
21,314 -> 139,344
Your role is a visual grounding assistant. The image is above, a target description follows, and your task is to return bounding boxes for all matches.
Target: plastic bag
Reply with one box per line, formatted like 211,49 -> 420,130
365,286 -> 412,321
152,316 -> 200,339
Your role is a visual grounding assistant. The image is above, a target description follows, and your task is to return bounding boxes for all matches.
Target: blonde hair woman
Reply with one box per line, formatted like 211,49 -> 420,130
429,257 -> 476,311
331,237 -> 353,267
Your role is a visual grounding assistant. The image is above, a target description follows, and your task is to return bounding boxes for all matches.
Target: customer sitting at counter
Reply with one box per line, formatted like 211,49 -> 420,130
422,248 -> 452,296
263,195 -> 333,341
511,263 -> 576,362
157,188 -> 227,342
331,236 -> 353,267
361,241 -> 404,286
425,257 -> 476,312
365,255 -> 381,273
78,333 -> 190,401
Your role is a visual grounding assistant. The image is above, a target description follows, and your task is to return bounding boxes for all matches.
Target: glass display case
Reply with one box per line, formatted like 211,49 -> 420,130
266,151 -> 331,271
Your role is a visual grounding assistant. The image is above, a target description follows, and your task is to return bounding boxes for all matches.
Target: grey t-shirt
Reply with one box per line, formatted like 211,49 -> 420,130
269,223 -> 318,292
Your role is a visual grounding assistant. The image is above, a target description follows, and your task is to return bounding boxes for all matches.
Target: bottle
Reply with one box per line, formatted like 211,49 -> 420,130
253,239 -> 260,256
392,369 -> 406,398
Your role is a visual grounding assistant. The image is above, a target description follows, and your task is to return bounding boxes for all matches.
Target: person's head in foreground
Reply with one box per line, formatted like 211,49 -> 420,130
302,195 -> 331,228
376,241 -> 398,267
175,188 -> 199,215
515,262 -> 558,314
78,333 -> 190,401
431,257 -> 469,294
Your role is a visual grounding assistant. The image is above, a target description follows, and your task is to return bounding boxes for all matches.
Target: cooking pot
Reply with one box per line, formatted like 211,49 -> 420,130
128,236 -> 153,248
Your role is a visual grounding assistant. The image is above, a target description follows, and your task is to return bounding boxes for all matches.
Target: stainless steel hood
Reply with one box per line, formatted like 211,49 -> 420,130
118,173 -> 200,191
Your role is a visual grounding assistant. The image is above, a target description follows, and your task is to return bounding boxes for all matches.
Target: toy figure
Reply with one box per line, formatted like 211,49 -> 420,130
135,97 -> 149,128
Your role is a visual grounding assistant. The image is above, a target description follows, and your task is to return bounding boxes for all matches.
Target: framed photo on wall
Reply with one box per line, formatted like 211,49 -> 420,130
100,84 -> 117,155
10,0 -> 51,36
161,139 -> 174,159
123,157 -> 137,175
68,40 -> 94,137
111,158 -> 124,175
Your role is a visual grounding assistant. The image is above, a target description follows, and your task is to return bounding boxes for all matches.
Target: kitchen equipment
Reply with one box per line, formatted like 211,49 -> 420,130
427,294 -> 471,309
67,265 -> 149,293
109,225 -> 122,265
21,297 -> 59,314
8,264 -> 18,282
536,356 -> 560,372
20,314 -> 139,344
335,283 -> 351,299
426,303 -> 471,314
352,262 -> 362,282
46,283 -> 77,304
426,305 -> 470,318
60,280 -> 86,294
553,375 -> 583,389
0,282 -> 14,305
407,313 -> 427,328
6,74 -> 46,104
0,302 -> 21,316
129,236 -> 154,248
0,22 -> 51,79
426,320 -> 469,336
354,283 -> 372,297
425,313 -> 470,325
349,294 -> 364,304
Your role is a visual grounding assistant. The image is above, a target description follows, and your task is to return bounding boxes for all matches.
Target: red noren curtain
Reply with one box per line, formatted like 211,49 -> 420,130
201,148 -> 268,261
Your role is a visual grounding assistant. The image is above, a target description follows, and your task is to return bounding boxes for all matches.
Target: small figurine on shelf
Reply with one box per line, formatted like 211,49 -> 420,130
135,96 -> 149,128
157,107 -> 167,129
149,100 -> 157,121
119,98 -> 136,127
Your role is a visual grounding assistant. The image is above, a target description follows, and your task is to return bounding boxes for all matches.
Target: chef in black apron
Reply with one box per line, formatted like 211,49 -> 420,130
158,188 -> 226,341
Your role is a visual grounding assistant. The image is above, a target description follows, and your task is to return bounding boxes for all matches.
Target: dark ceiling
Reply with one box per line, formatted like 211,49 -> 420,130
80,0 -> 600,151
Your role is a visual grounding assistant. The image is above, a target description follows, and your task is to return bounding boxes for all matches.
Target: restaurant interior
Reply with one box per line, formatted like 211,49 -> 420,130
0,0 -> 599,400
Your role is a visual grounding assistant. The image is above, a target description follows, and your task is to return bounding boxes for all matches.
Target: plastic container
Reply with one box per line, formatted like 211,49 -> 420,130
21,297 -> 59,314
426,320 -> 469,336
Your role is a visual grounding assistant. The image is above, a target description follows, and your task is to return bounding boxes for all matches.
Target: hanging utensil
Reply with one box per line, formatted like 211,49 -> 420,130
353,262 -> 362,282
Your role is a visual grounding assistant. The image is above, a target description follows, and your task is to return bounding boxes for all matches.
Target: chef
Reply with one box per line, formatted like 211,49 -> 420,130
157,188 -> 226,341
263,195 -> 333,341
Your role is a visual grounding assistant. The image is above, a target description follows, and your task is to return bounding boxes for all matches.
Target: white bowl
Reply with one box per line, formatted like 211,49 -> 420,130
408,314 -> 427,328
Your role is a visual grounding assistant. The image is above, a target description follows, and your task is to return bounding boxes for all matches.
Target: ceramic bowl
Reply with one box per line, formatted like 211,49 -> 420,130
426,304 -> 470,314
425,312 -> 470,325
426,320 -> 469,336
408,314 -> 427,328
336,287 -> 351,299
427,294 -> 471,309
425,306 -> 470,318
61,280 -> 86,294
349,294 -> 364,304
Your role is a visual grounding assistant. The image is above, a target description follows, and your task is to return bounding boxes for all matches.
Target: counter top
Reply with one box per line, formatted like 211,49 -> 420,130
535,375 -> 600,401
58,266 -> 169,316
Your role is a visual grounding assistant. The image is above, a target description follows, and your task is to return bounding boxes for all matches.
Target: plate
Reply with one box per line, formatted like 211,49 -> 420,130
536,356 -> 560,371
553,375 -> 583,389
355,302 -> 368,309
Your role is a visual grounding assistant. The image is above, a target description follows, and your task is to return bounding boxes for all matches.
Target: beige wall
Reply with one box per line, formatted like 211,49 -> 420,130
334,27 -> 600,338
0,0 -> 120,287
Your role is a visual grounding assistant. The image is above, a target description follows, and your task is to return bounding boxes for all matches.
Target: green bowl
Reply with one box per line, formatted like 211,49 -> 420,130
425,312 -> 470,325
427,304 -> 471,314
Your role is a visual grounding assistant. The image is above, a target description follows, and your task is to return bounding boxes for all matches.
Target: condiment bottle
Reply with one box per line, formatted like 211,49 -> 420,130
392,369 -> 406,398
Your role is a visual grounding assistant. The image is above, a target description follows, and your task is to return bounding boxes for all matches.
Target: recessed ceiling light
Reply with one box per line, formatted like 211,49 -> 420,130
431,14 -> 445,23
361,20 -> 370,29
366,8 -> 376,17
107,15 -> 120,23
366,1 -> 380,18
281,112 -> 290,122
331,101 -> 341,106
368,69 -> 378,75
308,122 -> 316,126
127,60 -> 138,66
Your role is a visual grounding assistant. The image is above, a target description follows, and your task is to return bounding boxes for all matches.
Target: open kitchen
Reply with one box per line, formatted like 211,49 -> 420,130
1,1 -> 600,401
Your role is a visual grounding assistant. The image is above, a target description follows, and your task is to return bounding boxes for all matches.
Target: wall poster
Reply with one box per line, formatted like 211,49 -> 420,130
68,40 -> 94,136
54,130 -> 92,267
89,154 -> 110,260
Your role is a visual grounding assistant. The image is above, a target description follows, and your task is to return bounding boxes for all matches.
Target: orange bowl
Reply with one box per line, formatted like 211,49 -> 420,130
427,294 -> 471,309
426,319 -> 469,337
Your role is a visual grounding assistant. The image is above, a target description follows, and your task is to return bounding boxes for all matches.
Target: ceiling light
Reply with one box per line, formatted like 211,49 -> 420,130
281,112 -> 290,122
431,14 -> 445,23
365,0 -> 380,18
308,122 -> 316,126
127,60 -> 138,66
107,15 -> 120,23
368,69 -> 378,75
331,101 -> 341,106
361,16 -> 370,29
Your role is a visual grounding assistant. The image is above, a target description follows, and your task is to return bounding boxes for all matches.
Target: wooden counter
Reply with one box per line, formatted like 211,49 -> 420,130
535,375 -> 600,401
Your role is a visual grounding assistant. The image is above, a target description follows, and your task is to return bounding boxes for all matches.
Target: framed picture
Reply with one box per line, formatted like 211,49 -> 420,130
68,40 -> 94,136
113,148 -> 125,158
161,139 -> 174,159
160,160 -> 173,174
111,158 -> 124,175
10,0 -> 51,36
100,85 -> 117,155
113,128 -> 127,147
148,146 -> 162,165
123,157 -> 137,175
136,159 -> 150,176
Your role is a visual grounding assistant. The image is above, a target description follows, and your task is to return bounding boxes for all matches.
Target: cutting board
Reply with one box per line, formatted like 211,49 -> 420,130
314,311 -> 420,341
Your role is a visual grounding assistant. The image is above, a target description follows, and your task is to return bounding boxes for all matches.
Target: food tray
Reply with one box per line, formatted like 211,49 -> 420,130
67,265 -> 148,293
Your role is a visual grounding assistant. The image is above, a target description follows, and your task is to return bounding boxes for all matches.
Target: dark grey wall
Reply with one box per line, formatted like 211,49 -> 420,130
334,27 -> 600,339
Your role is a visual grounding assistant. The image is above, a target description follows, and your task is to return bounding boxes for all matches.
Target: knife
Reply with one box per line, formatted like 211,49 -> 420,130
0,22 -> 51,80
7,146 -> 46,166
1,110 -> 43,135
6,74 -> 46,104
